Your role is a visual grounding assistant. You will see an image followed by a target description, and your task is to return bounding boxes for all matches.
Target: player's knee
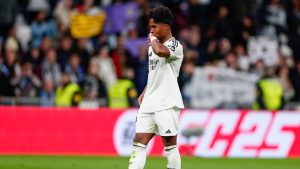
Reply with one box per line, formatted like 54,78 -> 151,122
133,133 -> 153,145
162,136 -> 177,147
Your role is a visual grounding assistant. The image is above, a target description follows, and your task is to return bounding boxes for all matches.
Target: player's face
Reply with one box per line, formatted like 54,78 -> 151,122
149,18 -> 168,40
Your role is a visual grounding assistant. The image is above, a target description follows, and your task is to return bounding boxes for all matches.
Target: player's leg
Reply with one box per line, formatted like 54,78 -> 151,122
154,108 -> 181,169
162,136 -> 180,169
129,112 -> 156,169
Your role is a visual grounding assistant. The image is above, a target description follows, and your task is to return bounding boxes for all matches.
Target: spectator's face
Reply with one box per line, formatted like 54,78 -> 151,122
84,0 -> 94,7
22,63 -> 33,76
117,37 -> 125,48
184,49 -> 198,60
243,17 -> 253,27
128,28 -> 138,38
99,47 -> 109,58
78,38 -> 87,49
44,80 -> 54,92
98,34 -> 107,43
70,55 -> 80,68
179,28 -> 189,42
36,11 -> 46,22
64,0 -> 73,8
5,50 -> 17,66
46,49 -> 57,63
31,48 -> 40,59
41,37 -> 52,51
88,62 -> 98,75
123,68 -> 135,80
61,73 -> 70,85
234,44 -> 245,56
188,26 -> 201,46
220,38 -> 231,53
61,38 -> 72,50
9,27 -> 17,37
225,53 -> 236,66
219,6 -> 228,18
183,61 -> 195,75
255,60 -> 265,71
279,66 -> 289,77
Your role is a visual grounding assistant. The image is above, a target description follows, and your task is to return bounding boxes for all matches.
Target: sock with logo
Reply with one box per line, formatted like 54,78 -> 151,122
128,142 -> 147,169
165,145 -> 181,169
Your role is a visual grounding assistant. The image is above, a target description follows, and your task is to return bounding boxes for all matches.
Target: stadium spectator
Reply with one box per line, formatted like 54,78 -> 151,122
254,67 -> 284,110
0,0 -> 17,38
74,38 -> 92,72
30,10 -> 57,48
235,15 -> 256,46
110,35 -> 134,78
179,59 -> 196,105
55,71 -> 82,107
40,36 -> 54,59
94,33 -> 109,51
42,48 -> 61,87
64,53 -> 85,85
135,0 -> 151,37
277,65 -> 294,101
24,47 -> 42,79
108,68 -> 138,108
0,49 -> 21,96
56,35 -> 73,70
214,5 -> 234,39
82,59 -> 107,101
94,46 -> 117,89
3,27 -> 22,54
259,0 -> 287,37
12,61 -> 41,97
250,59 -> 266,77
40,79 -> 55,107
54,0 -> 73,31
184,25 -> 204,65
234,44 -> 250,71
133,44 -> 148,95
219,52 -> 238,70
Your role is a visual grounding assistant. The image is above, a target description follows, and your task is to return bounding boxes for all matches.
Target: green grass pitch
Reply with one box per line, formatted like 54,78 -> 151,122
0,156 -> 299,169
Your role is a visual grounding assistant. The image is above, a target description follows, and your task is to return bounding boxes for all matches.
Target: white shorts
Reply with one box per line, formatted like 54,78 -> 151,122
135,107 -> 181,136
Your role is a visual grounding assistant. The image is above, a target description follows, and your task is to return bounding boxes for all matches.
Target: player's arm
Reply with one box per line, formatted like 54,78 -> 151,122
138,86 -> 147,105
149,33 -> 170,58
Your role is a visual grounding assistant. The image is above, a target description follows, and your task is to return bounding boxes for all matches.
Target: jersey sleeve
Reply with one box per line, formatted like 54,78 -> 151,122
166,40 -> 183,61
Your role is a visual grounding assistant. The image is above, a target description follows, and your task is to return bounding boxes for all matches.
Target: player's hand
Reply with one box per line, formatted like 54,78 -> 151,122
148,33 -> 156,45
138,94 -> 144,105
148,33 -> 155,40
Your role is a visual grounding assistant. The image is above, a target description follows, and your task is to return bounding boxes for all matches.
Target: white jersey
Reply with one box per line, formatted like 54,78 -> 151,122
139,37 -> 184,113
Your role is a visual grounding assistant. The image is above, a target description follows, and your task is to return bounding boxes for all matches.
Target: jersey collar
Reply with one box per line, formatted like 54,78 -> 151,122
163,37 -> 175,45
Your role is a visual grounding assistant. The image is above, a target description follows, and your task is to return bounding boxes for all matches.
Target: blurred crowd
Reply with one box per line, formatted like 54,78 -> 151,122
0,0 -> 300,109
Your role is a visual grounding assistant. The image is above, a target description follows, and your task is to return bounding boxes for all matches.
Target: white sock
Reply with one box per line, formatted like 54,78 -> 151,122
165,145 -> 181,169
128,142 -> 147,169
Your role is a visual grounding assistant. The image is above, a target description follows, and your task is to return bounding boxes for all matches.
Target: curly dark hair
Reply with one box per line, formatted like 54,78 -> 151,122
148,6 -> 174,27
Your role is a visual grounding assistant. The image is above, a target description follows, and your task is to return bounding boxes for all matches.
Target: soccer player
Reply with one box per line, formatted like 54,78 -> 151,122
128,6 -> 184,169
